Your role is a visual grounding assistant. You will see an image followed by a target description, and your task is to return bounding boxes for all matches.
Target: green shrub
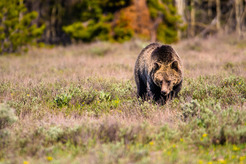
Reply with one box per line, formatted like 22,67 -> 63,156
89,46 -> 110,57
45,126 -> 64,141
112,25 -> 134,43
63,20 -> 111,42
99,91 -> 111,102
69,87 -> 97,107
0,0 -> 45,54
180,75 -> 246,106
0,103 -> 17,130
180,99 -> 246,146
54,91 -> 73,108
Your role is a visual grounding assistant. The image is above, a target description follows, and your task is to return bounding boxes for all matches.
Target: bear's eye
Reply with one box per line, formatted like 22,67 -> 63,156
154,63 -> 160,70
166,80 -> 171,85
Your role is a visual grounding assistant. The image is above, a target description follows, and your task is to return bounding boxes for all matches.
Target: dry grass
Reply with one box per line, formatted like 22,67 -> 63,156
0,34 -> 246,163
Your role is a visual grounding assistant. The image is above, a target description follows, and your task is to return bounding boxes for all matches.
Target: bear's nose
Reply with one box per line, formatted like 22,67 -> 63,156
161,90 -> 168,95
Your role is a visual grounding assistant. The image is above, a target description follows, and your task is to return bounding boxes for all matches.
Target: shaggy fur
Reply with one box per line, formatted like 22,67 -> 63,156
134,43 -> 183,104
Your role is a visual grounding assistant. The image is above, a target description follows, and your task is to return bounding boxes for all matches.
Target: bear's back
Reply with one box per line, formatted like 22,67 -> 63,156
135,43 -> 161,73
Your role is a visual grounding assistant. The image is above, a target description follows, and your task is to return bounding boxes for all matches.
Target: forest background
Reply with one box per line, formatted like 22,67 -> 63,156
1,0 -> 246,54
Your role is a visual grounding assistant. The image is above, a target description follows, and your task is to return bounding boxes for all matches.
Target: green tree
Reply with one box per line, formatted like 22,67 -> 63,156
62,0 -> 131,43
147,0 -> 182,43
0,0 -> 45,54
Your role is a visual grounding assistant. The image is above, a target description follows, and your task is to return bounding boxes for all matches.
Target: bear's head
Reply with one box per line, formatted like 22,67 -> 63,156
151,45 -> 182,95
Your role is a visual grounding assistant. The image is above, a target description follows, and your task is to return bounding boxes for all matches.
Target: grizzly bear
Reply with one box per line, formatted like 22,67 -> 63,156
134,43 -> 183,104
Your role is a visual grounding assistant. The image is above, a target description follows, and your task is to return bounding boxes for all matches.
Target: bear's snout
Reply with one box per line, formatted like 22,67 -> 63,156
161,90 -> 168,95
161,82 -> 170,95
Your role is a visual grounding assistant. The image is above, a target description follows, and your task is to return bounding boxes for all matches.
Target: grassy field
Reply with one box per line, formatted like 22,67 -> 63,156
0,35 -> 246,164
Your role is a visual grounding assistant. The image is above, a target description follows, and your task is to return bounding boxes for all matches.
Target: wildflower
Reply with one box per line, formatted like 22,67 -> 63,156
11,93 -> 13,96
23,161 -> 29,164
232,145 -> 240,151
27,94 -> 30,97
208,161 -> 213,164
218,159 -> 226,164
202,133 -> 207,138
180,138 -> 184,142
172,144 -> 176,148
149,141 -> 154,146
46,156 -> 53,161
115,99 -> 120,104
198,160 -> 203,164
240,156 -> 245,161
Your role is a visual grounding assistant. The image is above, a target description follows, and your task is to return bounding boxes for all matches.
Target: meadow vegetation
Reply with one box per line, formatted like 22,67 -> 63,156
0,35 -> 246,163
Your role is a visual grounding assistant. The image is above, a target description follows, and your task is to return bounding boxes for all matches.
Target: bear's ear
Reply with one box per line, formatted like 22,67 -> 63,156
154,62 -> 160,70
171,61 -> 179,71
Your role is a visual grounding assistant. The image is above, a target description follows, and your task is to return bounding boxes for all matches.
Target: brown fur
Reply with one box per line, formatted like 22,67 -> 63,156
134,43 -> 183,104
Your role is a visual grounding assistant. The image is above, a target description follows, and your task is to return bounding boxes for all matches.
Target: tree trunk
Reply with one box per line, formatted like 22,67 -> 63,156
175,0 -> 186,39
190,0 -> 195,37
216,0 -> 221,30
235,0 -> 242,38
208,0 -> 213,18
19,0 -> 23,22
150,13 -> 163,42
175,0 -> 185,20
240,1 -> 246,37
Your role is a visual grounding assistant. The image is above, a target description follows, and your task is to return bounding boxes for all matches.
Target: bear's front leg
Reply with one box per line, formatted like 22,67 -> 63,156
146,82 -> 154,100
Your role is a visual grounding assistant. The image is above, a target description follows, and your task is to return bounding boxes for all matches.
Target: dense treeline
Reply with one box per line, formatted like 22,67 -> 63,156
24,0 -> 181,44
0,0 -> 246,54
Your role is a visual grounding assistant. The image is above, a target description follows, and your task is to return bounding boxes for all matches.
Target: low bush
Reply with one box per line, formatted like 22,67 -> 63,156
0,103 -> 17,130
